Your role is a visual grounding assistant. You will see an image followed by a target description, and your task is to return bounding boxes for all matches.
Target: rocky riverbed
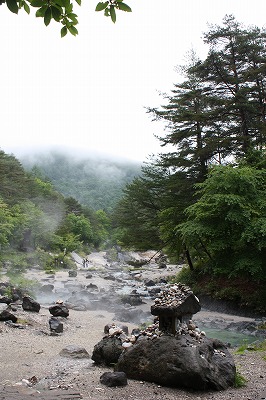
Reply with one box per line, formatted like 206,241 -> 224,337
0,250 -> 265,399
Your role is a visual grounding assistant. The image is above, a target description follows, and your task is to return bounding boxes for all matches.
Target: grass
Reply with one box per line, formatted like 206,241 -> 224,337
234,371 -> 247,388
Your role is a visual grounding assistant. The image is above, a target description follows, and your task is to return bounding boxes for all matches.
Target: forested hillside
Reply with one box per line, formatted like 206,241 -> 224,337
21,151 -> 141,212
0,150 -> 113,272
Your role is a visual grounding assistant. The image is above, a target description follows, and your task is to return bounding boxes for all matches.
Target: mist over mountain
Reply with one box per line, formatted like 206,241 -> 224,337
20,150 -> 142,212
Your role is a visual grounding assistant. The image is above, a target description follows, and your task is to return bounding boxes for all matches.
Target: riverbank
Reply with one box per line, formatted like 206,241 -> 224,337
0,250 -> 265,399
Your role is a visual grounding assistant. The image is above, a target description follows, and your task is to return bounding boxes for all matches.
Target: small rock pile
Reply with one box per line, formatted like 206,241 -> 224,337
153,283 -> 195,308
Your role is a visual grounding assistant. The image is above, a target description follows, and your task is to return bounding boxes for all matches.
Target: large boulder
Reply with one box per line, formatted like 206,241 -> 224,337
91,336 -> 124,366
22,296 -> 40,312
0,310 -> 17,322
115,334 -> 236,391
49,304 -> 69,317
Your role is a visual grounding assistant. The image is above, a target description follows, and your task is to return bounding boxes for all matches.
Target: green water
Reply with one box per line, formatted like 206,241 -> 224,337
203,328 -> 256,347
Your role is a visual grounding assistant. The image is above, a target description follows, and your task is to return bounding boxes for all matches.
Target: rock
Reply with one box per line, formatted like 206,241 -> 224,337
49,304 -> 69,317
104,323 -> 129,335
115,334 -> 236,391
115,308 -> 152,325
0,310 -> 18,322
0,296 -> 12,305
22,296 -> 40,313
85,273 -> 93,279
100,372 -> 127,387
91,336 -> 124,366
145,279 -> 156,287
49,317 -> 63,333
120,294 -> 143,306
68,270 -> 77,277
86,283 -> 98,290
40,284 -> 54,293
59,345 -> 90,359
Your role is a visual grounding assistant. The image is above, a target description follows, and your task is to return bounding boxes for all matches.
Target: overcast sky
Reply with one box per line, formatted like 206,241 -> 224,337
0,1 -> 265,162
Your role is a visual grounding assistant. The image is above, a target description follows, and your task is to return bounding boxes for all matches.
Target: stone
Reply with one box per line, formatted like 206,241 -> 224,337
91,336 -> 124,366
59,345 -> 90,359
0,310 -> 18,322
68,270 -> 77,277
49,317 -> 63,333
100,372 -> 127,387
49,304 -> 69,317
40,284 -> 54,293
115,334 -> 236,391
0,296 -> 12,305
22,296 -> 41,313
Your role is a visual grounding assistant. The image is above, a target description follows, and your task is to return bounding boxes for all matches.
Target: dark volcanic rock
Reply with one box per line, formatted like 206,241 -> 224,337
100,371 -> 127,387
0,310 -> 18,322
115,334 -> 236,391
0,296 -> 12,305
49,304 -> 69,317
49,317 -> 63,333
22,296 -> 40,312
91,336 -> 124,366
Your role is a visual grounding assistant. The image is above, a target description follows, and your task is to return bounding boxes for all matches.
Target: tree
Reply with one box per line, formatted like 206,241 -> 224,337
178,163 -> 266,280
196,15 -> 266,157
1,0 -> 132,37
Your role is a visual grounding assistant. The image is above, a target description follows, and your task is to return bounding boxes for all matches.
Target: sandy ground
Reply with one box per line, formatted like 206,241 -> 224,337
0,252 -> 265,399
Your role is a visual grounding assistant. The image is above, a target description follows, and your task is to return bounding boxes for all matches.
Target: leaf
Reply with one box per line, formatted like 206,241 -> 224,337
30,0 -> 44,7
51,5 -> 61,21
67,12 -> 78,24
95,1 -> 108,11
6,0 -> 19,13
23,1 -> 30,14
35,4 -> 47,17
44,6 -> 51,25
61,25 -> 68,37
74,0 -> 81,5
110,5 -> 116,23
55,0 -> 67,6
117,2 -> 131,12
68,24 -> 78,36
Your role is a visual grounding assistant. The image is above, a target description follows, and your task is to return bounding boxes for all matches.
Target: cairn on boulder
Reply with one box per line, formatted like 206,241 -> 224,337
107,283 -> 235,391
150,283 -> 201,334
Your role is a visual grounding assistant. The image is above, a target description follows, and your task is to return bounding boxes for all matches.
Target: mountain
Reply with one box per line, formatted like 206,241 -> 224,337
20,150 -> 142,212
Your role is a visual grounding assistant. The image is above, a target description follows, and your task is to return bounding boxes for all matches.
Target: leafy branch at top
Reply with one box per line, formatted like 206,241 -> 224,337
1,0 -> 132,37
95,0 -> 131,24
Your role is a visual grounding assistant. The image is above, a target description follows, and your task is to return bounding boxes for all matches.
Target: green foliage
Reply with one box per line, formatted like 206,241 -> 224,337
172,266 -> 197,287
179,164 -> 266,280
234,371 -> 247,388
235,339 -> 266,354
1,0 -> 132,36
0,149 -> 113,260
95,0 -> 131,24
8,274 -> 40,297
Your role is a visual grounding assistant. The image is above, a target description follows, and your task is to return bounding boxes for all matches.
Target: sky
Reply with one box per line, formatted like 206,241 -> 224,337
0,0 -> 266,163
